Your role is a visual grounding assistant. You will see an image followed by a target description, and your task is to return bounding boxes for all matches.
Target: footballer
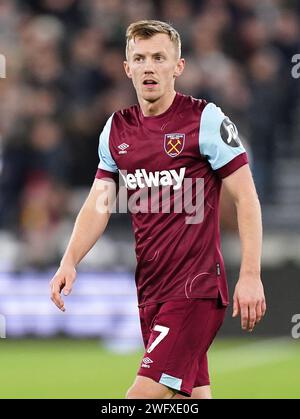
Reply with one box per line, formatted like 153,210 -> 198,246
50,20 -> 266,399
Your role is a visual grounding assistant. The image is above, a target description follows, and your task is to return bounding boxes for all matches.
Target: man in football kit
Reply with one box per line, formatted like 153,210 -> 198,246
50,20 -> 266,399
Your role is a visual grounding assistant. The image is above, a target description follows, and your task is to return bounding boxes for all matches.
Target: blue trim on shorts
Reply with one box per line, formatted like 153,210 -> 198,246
159,373 -> 182,391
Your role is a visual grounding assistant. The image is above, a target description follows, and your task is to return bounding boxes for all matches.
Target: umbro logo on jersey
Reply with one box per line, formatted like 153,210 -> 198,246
120,167 -> 186,190
118,143 -> 129,150
118,143 -> 129,154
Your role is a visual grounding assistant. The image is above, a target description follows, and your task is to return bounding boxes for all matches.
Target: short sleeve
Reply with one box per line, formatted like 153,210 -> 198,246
199,103 -> 248,178
95,114 -> 119,181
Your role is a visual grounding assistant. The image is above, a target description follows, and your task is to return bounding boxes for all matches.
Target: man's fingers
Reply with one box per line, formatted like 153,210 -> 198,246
50,268 -> 76,311
232,297 -> 239,317
255,301 -> 263,324
63,273 -> 76,296
51,293 -> 65,311
240,304 -> 249,330
248,304 -> 257,332
50,279 -> 66,311
240,300 -> 265,332
261,299 -> 267,317
63,278 -> 73,296
240,303 -> 258,332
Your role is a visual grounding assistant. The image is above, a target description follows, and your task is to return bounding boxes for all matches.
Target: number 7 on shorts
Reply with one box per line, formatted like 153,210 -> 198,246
147,325 -> 170,353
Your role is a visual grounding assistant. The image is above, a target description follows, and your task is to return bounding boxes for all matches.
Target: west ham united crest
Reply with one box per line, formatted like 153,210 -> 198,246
164,133 -> 185,157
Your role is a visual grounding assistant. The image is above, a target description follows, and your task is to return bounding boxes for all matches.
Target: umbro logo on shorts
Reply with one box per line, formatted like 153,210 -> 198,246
141,357 -> 153,368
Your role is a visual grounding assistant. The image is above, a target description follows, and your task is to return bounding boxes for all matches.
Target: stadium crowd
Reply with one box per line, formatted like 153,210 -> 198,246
0,0 -> 299,269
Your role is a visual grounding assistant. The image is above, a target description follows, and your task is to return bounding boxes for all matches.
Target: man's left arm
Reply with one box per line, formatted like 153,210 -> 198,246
222,164 -> 266,332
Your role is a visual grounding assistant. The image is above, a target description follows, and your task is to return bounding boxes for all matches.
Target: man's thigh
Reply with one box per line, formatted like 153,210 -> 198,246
126,376 -> 176,399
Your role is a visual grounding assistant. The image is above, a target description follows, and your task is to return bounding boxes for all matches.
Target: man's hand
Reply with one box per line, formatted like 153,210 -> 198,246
232,276 -> 266,332
50,265 -> 77,312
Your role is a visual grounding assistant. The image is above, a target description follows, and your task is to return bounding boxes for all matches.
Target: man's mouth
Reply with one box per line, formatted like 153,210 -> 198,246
143,79 -> 158,87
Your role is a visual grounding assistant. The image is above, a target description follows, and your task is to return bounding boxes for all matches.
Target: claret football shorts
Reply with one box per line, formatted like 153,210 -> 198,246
137,297 -> 227,397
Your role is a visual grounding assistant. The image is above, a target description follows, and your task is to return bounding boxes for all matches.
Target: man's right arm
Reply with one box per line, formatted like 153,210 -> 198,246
50,178 -> 117,311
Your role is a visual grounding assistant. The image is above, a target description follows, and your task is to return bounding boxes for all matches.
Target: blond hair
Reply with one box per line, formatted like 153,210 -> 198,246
125,20 -> 181,59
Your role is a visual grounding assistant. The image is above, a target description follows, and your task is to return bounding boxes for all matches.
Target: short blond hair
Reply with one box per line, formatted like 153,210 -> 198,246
125,20 -> 181,59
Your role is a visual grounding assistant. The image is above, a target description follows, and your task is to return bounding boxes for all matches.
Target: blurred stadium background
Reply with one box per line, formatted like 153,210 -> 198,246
0,0 -> 300,399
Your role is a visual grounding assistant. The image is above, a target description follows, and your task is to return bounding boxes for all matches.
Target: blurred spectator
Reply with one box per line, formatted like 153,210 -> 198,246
247,47 -> 283,202
18,175 -> 68,269
0,117 -> 69,228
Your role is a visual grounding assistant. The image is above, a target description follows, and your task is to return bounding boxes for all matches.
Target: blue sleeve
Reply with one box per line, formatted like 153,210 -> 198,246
199,103 -> 246,170
98,114 -> 118,173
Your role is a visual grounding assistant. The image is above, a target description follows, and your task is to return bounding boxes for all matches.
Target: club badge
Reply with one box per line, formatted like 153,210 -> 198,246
164,133 -> 185,157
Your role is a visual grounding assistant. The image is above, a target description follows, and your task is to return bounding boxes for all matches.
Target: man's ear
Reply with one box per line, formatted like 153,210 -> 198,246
174,58 -> 185,78
123,61 -> 132,79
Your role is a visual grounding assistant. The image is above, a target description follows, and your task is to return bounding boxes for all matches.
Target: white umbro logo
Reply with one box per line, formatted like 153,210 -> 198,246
118,143 -> 129,154
141,357 -> 153,368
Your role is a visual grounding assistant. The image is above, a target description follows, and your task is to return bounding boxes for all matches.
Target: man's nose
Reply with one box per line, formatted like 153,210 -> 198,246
143,58 -> 155,72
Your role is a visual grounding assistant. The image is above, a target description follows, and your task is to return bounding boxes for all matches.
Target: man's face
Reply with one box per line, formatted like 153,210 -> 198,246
124,33 -> 185,103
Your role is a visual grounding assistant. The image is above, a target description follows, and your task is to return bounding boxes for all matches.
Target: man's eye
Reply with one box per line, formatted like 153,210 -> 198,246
134,57 -> 143,62
155,56 -> 164,61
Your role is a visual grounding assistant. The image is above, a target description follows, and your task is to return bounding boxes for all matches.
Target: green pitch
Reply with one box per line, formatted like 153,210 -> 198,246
0,337 -> 299,399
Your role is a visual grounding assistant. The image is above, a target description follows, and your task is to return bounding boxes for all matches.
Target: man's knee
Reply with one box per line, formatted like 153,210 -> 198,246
126,376 -> 175,399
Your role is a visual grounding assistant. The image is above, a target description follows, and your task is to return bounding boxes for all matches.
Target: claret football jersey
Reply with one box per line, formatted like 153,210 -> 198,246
95,92 -> 248,307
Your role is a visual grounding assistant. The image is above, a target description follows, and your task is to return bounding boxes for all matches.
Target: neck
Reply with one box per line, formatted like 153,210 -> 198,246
139,90 -> 177,117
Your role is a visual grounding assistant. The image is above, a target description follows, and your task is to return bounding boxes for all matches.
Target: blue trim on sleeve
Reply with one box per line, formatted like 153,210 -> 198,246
199,103 -> 246,170
98,114 -> 118,173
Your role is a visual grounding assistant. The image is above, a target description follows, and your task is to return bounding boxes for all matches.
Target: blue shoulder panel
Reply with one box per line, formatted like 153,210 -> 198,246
98,114 -> 118,173
199,103 -> 246,170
